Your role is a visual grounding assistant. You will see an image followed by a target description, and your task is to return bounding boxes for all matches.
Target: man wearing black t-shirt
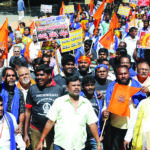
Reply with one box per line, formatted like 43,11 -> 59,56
81,76 -> 103,149
95,64 -> 111,98
54,54 -> 78,95
24,64 -> 63,150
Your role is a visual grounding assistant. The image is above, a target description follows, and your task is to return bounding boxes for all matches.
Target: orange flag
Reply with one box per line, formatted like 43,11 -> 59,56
93,0 -> 105,20
109,11 -> 120,30
77,3 -> 82,14
93,0 -> 105,35
106,0 -> 114,3
16,24 -> 20,31
89,0 -> 94,15
108,83 -> 141,117
99,29 -> 114,49
29,21 -> 35,36
0,18 -> 8,59
59,1 -> 64,15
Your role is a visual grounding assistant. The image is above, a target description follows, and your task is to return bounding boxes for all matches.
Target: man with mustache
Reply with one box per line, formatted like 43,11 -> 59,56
36,76 -> 101,150
17,67 -> 36,101
24,64 -> 63,150
1,67 -> 25,134
81,75 -> 103,150
133,62 -> 150,96
78,56 -> 94,81
104,65 -> 146,150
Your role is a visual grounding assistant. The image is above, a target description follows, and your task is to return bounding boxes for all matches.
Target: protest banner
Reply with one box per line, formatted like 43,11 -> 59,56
123,0 -> 129,3
41,41 -> 53,50
40,5 -> 52,13
60,28 -> 82,53
34,15 -> 70,41
118,6 -> 131,16
138,0 -> 150,6
139,31 -> 150,49
85,0 -> 90,4
129,0 -> 138,5
63,5 -> 74,14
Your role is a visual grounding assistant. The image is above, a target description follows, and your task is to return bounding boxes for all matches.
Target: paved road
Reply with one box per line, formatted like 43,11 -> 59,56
0,5 -> 59,28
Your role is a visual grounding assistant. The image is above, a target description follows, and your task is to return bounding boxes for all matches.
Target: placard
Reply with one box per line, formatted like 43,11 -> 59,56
123,0 -> 129,3
60,28 -> 82,53
85,0 -> 90,4
41,41 -> 53,50
129,0 -> 138,5
63,5 -> 74,14
34,15 -> 70,41
118,6 -> 131,16
139,31 -> 150,49
138,0 -> 150,6
40,4 -> 52,13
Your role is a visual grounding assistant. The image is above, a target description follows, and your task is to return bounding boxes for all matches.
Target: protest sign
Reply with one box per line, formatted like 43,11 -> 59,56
34,15 -> 70,41
129,0 -> 138,5
85,0 -> 90,4
60,28 -> 82,53
123,0 -> 129,3
63,5 -> 74,14
138,0 -> 150,6
40,4 -> 52,13
139,31 -> 150,49
41,41 -> 53,50
118,6 -> 130,16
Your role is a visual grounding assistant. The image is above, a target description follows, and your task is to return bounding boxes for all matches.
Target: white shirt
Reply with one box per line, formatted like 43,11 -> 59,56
7,46 -> 14,66
29,41 -> 41,60
0,113 -> 25,150
124,36 -> 138,63
46,95 -> 98,150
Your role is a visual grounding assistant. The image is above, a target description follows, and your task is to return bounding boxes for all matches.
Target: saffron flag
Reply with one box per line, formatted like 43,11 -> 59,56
106,0 -> 114,3
16,24 -> 20,31
60,1 -> 64,15
89,0 -> 94,15
99,29 -> 114,49
0,18 -> 8,59
29,21 -> 35,36
108,83 -> 141,117
93,0 -> 105,35
93,0 -> 105,20
77,3 -> 82,14
109,12 -> 120,30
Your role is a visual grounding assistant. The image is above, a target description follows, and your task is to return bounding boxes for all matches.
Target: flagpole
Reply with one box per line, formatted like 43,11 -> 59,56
100,119 -> 107,139
54,48 -> 60,74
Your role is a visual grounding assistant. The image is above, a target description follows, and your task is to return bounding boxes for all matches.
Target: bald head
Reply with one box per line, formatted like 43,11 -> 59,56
18,67 -> 31,85
137,62 -> 150,79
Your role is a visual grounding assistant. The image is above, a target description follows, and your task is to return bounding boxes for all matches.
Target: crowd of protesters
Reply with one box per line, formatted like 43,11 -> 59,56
0,0 -> 150,150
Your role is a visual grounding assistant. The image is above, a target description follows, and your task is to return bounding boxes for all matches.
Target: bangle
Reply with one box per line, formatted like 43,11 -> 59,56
97,142 -> 101,146
40,138 -> 44,142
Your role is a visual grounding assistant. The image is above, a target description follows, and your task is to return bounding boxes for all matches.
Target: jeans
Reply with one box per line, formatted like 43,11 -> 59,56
53,144 -> 65,150
84,138 -> 103,150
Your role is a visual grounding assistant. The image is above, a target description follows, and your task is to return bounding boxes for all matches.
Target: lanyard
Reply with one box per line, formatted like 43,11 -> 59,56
0,117 -> 4,138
